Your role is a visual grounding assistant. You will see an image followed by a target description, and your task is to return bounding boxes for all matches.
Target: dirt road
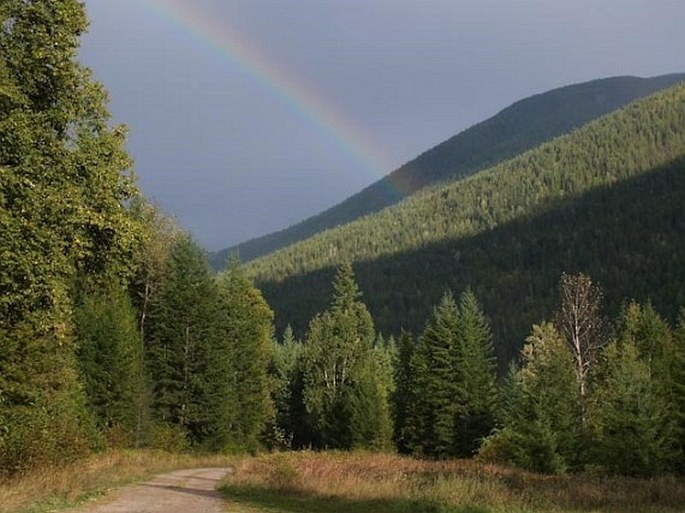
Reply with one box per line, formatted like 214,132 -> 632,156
65,467 -> 231,513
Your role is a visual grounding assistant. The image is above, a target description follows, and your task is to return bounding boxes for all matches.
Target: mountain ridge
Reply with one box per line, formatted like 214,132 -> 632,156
211,72 -> 685,269
245,82 -> 685,358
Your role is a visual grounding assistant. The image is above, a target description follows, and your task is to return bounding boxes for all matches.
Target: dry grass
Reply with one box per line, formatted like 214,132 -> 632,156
0,449 -> 235,513
221,451 -> 685,513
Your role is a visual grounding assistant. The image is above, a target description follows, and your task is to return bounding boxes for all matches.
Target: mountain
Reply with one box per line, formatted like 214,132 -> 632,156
211,73 -> 685,269
246,82 -> 685,364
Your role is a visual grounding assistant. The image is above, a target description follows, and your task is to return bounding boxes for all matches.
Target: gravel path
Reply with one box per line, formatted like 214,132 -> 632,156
65,468 -> 232,513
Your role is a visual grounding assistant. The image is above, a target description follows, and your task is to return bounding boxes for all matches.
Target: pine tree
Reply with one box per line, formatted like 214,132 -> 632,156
615,301 -> 680,471
617,301 -> 675,396
405,292 -> 459,458
673,308 -> 685,470
453,289 -> 498,457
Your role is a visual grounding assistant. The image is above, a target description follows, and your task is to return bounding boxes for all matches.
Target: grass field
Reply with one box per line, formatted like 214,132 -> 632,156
220,451 -> 685,513
0,450 -> 235,513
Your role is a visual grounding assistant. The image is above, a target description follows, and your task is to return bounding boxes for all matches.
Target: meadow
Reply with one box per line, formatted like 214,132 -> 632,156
220,451 -> 685,513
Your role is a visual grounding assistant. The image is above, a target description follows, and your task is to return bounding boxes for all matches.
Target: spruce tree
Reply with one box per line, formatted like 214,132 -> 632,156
589,340 -> 673,476
147,235 -> 220,446
405,292 -> 459,458
615,301 -> 680,471
392,331 -> 415,453
453,289 -> 498,457
269,325 -> 303,448
75,284 -> 145,445
215,260 -> 274,452
673,308 -> 685,470
480,323 -> 581,474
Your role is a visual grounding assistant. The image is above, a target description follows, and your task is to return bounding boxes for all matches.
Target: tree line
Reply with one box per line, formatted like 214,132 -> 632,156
267,265 -> 685,476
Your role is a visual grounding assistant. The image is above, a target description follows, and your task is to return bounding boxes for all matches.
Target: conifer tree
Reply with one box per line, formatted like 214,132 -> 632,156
589,340 -> 673,476
269,325 -> 303,448
147,235 -> 220,446
392,331 -> 415,453
673,308 -> 685,470
453,290 -> 498,456
617,301 -> 676,399
480,323 -> 581,473
215,260 -> 274,452
405,292 -> 459,458
301,261 -> 381,449
614,301 -> 680,470
75,284 -> 145,445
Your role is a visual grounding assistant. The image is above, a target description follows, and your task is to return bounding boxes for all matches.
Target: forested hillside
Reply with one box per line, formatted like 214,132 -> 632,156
212,73 -> 685,268
248,84 -> 685,361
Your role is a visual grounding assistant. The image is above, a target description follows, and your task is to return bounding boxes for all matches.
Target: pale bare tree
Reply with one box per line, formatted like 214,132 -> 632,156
554,273 -> 605,422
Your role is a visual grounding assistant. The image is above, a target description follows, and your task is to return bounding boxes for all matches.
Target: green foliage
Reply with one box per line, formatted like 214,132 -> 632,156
251,83 -> 685,364
0,0 -> 140,473
128,199 -> 181,345
405,292 -> 460,458
588,341 -> 673,476
453,290 -> 498,457
146,235 -> 220,446
348,354 -> 394,451
405,291 -> 498,459
268,326 -> 303,448
392,331 -> 415,453
215,260 -> 274,452
674,308 -> 685,469
480,323 -> 581,474
213,73 -> 685,268
0,327 -> 97,474
75,284 -> 145,445
612,301 -> 681,471
300,262 -> 389,449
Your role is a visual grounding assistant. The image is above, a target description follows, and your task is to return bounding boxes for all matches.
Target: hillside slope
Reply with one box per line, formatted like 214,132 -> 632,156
247,83 -> 685,362
212,73 -> 685,268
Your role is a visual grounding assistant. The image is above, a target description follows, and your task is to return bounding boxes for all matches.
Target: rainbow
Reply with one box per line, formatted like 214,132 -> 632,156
142,0 -> 412,195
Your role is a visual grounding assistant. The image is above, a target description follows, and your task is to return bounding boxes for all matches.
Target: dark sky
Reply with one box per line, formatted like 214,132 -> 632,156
79,0 -> 685,250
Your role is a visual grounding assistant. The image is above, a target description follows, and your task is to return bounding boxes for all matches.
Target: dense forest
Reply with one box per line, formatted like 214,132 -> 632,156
247,83 -> 685,362
211,72 -> 685,268
1,0 -> 683,482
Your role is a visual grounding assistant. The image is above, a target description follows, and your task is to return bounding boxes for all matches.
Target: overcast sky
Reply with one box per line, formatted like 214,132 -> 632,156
79,0 -> 685,250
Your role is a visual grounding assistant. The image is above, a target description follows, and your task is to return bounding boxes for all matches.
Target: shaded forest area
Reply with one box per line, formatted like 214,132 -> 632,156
258,157 -> 685,364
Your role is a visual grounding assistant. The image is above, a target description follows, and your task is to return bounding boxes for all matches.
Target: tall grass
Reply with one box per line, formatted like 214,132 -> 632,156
220,451 -> 685,513
0,450 -> 234,513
